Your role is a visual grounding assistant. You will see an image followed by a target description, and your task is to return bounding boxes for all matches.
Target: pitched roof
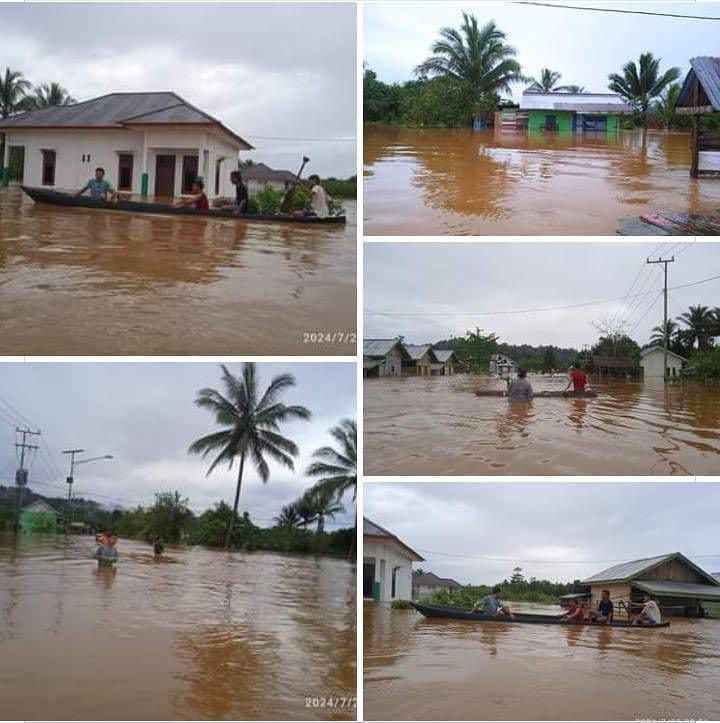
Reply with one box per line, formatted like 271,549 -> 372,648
403,344 -> 436,362
363,338 -> 402,357
0,91 -> 253,149
676,57 -> 720,112
433,349 -> 457,363
22,499 -> 59,514
640,345 -> 687,362
413,572 -> 461,588
582,552 -> 719,586
240,163 -> 296,183
632,580 -> 720,601
363,517 -> 425,562
520,91 -> 632,113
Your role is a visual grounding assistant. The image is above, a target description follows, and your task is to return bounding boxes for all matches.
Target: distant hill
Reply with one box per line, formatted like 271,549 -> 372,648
0,484 -> 110,515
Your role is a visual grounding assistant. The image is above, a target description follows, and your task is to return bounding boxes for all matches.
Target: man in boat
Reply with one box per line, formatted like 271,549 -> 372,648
176,178 -> 209,211
76,167 -> 117,202
587,590 -> 614,624
565,362 -> 588,394
559,598 -> 586,623
471,585 -> 515,618
632,595 -> 662,626
288,174 -> 331,219
507,368 -> 533,401
230,170 -> 248,213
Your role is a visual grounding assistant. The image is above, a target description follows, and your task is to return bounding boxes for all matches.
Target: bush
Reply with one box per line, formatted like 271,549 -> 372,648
247,184 -> 309,215
391,599 -> 415,609
689,348 -> 720,380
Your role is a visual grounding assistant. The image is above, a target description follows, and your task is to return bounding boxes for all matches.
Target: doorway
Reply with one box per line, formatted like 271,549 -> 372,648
181,155 -> 199,194
154,155 -> 176,197
363,560 -> 375,598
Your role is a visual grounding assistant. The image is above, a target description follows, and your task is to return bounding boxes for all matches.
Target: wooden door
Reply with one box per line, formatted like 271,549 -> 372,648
181,155 -> 199,194
154,155 -> 176,197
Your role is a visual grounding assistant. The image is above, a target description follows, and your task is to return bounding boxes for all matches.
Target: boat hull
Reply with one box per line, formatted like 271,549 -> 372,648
20,186 -> 346,225
411,603 -> 670,628
475,390 -> 598,398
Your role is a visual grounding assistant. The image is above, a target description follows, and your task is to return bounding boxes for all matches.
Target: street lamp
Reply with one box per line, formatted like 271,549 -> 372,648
62,449 -> 114,525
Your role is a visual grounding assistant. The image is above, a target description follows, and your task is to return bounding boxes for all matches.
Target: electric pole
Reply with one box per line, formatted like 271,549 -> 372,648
646,256 -> 675,381
15,427 -> 41,526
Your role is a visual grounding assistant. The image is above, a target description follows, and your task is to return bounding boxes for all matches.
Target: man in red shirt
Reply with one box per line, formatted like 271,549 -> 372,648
565,363 -> 588,393
560,598 -> 586,624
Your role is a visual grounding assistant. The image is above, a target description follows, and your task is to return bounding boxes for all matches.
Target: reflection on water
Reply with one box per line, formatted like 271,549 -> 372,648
364,374 -> 720,475
0,534 -> 355,720
363,125 -> 720,235
364,603 -> 720,720
0,187 -> 356,354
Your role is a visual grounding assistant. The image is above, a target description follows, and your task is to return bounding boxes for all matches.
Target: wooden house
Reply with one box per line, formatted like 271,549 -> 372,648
582,552 -> 720,619
489,353 -> 517,378
363,338 -> 411,378
412,572 -> 462,601
402,344 -> 439,377
432,349 -> 460,375
591,355 -> 638,379
675,57 -> 720,177
520,91 -> 631,134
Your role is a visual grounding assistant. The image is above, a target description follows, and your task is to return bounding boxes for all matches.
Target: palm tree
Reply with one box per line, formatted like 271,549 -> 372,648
608,53 -> 680,126
650,319 -> 678,347
304,486 -> 345,534
0,68 -> 30,118
677,305 -> 714,352
275,503 -> 302,528
415,14 -> 523,122
653,82 -> 682,130
305,419 -> 357,501
526,68 -> 576,93
189,363 -> 311,549
22,82 -> 75,110
562,84 -> 585,93
294,494 -> 317,529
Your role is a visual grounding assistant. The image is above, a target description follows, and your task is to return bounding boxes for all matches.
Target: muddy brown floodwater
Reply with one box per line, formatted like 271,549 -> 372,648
364,603 -> 720,720
0,534 -> 356,720
363,125 -> 720,235
363,374 -> 720,476
0,187 -> 356,355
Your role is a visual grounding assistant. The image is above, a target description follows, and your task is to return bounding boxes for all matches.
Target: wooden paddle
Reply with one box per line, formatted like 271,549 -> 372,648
280,155 -> 310,213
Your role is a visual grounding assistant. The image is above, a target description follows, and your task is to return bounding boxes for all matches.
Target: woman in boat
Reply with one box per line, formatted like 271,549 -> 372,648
176,178 -> 209,211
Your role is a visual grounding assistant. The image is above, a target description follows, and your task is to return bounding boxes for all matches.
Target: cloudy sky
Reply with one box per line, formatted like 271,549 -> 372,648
365,1 -> 720,101
0,362 -> 355,527
364,241 -> 720,348
365,482 -> 720,584
1,2 -> 356,176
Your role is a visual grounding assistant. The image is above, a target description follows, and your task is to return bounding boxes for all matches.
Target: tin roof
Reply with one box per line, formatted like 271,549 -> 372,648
632,580 -> 720,601
363,358 -> 383,370
520,91 -> 631,113
363,517 -> 425,562
583,552 -> 719,586
433,349 -> 457,363
640,345 -> 687,362
676,57 -> 720,112
363,338 -> 402,357
413,572 -> 462,588
240,163 -> 297,183
0,91 -> 253,149
22,499 -> 59,514
403,344 -> 436,361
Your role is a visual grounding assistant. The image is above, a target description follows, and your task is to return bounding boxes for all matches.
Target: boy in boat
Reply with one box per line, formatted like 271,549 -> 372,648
76,167 -> 117,202
471,585 -> 515,618
632,595 -> 662,626
587,590 -> 614,624
507,368 -> 533,401
308,174 -> 330,218
176,178 -> 209,211
94,531 -> 119,569
560,598 -> 586,623
230,170 -> 248,213
565,362 -> 588,393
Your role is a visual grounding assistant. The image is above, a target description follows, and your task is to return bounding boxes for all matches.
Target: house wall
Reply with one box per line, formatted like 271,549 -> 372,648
606,115 -> 620,133
4,127 -> 239,199
641,558 -> 709,584
364,538 -> 413,602
527,110 -> 574,132
641,350 -> 684,378
19,510 -> 61,533
590,583 -> 632,619
379,348 -> 403,377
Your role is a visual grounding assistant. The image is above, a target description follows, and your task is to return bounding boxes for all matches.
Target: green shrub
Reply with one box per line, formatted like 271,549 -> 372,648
391,599 -> 414,609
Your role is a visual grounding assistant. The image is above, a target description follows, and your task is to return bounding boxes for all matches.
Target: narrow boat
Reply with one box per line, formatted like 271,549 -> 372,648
475,390 -> 598,399
411,602 -> 670,628
20,186 -> 346,225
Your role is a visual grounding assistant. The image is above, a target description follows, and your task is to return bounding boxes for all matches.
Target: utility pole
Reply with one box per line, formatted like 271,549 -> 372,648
646,256 -> 675,381
15,427 -> 41,526
62,448 -> 84,525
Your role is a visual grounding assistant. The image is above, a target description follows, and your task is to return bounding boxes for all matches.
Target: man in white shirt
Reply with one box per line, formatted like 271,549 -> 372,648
308,174 -> 330,218
632,596 -> 662,625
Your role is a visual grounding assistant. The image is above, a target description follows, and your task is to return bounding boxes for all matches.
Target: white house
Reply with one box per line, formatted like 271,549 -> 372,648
363,338 -> 410,378
0,91 -> 253,199
364,517 -> 424,603
640,345 -> 687,379
412,572 -> 462,601
240,162 -> 297,196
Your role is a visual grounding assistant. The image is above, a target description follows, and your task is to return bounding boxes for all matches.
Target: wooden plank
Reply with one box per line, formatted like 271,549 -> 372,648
691,116 -> 700,177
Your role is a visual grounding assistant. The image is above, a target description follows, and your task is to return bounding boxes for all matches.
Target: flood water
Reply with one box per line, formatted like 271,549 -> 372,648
363,374 -> 720,476
0,534 -> 356,720
0,187 -> 356,355
364,125 -> 720,235
364,602 -> 720,720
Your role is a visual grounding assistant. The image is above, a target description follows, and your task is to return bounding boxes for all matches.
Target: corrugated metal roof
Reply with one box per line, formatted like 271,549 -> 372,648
404,344 -> 433,361
363,517 -> 425,561
240,163 -> 296,183
363,358 -> 383,370
413,572 -> 461,588
640,345 -> 687,361
633,580 -> 720,600
553,102 -> 633,113
676,57 -> 720,112
583,552 -> 720,585
433,350 -> 456,363
364,338 -> 401,357
520,91 -> 630,113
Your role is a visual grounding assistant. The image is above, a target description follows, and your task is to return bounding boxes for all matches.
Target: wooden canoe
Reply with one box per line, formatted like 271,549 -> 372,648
475,390 -> 598,398
20,186 -> 346,225
411,603 -> 670,628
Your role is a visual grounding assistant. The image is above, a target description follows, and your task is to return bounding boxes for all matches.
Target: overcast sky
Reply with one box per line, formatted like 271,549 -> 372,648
365,1 -> 720,101
365,482 -> 720,585
0,362 -> 355,527
364,241 -> 720,349
0,2 -> 356,176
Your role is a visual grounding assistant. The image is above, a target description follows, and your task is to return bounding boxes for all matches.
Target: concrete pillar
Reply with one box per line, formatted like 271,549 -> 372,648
2,135 -> 10,186
141,132 -> 149,196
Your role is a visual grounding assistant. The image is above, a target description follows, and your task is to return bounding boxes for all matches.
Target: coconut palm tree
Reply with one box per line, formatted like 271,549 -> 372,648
303,486 -> 345,534
608,53 -> 680,127
294,494 -> 317,529
650,319 -> 679,347
562,85 -> 585,93
22,82 -> 75,110
526,68 -> 577,93
275,503 -> 302,528
415,14 -> 523,121
677,305 -> 714,352
305,419 -> 357,501
189,363 -> 311,549
653,82 -> 682,130
0,67 -> 30,118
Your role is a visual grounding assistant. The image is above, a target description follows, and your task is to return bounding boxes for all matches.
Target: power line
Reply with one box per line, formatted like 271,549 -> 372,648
515,2 -> 720,21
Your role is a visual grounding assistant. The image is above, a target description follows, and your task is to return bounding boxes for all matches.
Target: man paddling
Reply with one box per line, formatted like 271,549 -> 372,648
632,595 -> 662,626
565,362 -> 588,394
507,368 -> 533,401
559,598 -> 586,624
176,178 -> 209,211
471,585 -> 515,618
76,167 -> 117,202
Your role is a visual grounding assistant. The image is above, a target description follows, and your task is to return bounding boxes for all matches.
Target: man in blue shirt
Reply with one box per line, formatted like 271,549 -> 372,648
471,585 -> 515,618
76,167 -> 116,201
588,589 -> 614,624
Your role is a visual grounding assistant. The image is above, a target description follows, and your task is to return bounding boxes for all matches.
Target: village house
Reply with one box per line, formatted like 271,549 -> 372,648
402,344 -> 439,376
432,349 -> 461,375
640,345 -> 687,379
675,57 -> 720,177
0,91 -> 253,199
364,517 -> 424,603
412,571 -> 462,601
520,91 -> 631,133
591,355 -> 638,379
363,338 -> 411,378
489,353 -> 517,377
580,552 -> 720,619
19,499 -> 63,533
239,162 -> 297,196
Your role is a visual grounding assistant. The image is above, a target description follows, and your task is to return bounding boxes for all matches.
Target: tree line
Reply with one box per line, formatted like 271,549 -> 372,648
364,12 -> 719,130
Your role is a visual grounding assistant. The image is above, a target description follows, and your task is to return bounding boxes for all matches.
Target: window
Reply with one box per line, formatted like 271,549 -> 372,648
118,154 -> 134,191
391,567 -> 399,599
215,161 -> 221,196
41,150 -> 56,186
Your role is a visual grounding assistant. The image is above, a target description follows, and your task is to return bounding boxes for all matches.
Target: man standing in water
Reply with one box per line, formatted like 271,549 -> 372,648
76,167 -> 117,202
94,532 -> 118,569
507,368 -> 533,401
565,362 -> 588,393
